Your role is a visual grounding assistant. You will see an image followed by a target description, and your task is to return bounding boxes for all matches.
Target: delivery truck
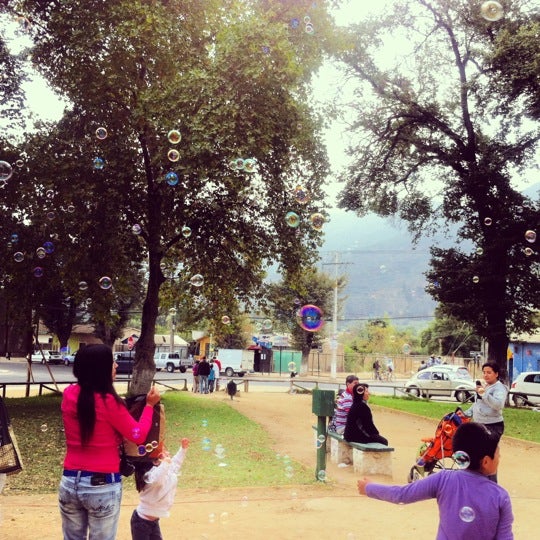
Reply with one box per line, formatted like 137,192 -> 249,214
214,348 -> 254,377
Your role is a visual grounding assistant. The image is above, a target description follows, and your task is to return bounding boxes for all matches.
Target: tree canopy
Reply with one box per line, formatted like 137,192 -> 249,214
336,0 -> 539,369
0,0 -> 337,392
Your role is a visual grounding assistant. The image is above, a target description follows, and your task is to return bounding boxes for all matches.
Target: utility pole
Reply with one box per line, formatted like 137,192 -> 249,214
322,252 -> 351,380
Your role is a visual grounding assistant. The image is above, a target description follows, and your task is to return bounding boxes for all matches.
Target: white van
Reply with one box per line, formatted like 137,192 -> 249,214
154,350 -> 191,373
215,349 -> 254,377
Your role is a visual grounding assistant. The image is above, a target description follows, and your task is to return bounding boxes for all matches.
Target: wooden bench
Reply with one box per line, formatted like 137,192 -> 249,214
325,430 -> 394,477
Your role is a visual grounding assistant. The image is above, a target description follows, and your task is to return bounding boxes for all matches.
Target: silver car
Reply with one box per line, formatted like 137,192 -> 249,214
405,365 -> 476,403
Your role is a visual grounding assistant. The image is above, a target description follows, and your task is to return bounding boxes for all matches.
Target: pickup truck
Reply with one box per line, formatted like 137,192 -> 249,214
30,350 -> 63,364
154,352 -> 192,373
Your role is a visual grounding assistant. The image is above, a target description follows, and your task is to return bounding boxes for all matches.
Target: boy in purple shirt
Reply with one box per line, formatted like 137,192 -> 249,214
357,422 -> 513,539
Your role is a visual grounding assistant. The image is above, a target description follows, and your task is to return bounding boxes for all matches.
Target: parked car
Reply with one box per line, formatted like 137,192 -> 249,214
154,351 -> 192,373
63,353 -> 76,366
511,371 -> 540,406
30,350 -> 63,364
404,365 -> 476,403
114,352 -> 135,374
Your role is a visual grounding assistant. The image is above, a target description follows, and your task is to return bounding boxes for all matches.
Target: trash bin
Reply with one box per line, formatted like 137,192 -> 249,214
312,389 -> 335,417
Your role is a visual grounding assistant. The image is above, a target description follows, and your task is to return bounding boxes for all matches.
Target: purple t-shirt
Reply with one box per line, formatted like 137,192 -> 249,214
366,470 -> 513,539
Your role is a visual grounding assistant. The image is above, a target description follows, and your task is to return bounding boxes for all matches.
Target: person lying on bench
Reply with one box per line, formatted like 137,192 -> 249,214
344,383 -> 388,446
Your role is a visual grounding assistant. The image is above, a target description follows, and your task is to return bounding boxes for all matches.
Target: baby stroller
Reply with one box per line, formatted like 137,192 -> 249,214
407,407 -> 470,483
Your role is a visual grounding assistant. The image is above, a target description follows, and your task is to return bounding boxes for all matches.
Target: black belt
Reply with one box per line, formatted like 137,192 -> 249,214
63,469 -> 121,484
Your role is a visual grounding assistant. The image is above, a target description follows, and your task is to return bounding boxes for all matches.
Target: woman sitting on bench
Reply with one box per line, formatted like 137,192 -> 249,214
344,383 -> 388,446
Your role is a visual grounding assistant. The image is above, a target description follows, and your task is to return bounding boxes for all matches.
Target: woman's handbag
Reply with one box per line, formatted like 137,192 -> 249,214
0,397 -> 23,475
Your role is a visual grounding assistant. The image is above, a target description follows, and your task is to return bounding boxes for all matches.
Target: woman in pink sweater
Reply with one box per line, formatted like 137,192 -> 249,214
59,344 -> 160,540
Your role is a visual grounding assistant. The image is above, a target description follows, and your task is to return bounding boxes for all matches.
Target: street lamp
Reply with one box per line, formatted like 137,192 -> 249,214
169,307 -> 177,354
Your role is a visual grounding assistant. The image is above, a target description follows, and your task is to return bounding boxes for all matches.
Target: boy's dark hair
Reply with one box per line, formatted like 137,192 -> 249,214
133,461 -> 155,492
345,374 -> 359,385
452,422 -> 498,471
482,361 -> 500,374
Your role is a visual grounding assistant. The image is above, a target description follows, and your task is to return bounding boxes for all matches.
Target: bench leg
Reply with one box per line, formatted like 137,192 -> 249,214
352,449 -> 393,477
330,438 -> 352,465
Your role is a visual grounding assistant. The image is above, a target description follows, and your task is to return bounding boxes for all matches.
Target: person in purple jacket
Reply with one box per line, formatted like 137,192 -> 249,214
357,422 -> 513,540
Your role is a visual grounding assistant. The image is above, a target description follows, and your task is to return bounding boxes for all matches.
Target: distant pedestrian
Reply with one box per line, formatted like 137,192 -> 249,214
198,357 -> 211,394
192,360 -> 200,393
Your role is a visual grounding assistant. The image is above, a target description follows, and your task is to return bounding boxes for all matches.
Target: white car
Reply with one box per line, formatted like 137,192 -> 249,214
404,365 -> 476,403
30,350 -> 63,364
510,372 -> 540,406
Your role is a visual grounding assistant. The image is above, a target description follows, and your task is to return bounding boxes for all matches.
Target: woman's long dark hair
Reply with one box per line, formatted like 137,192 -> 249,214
73,344 -> 123,444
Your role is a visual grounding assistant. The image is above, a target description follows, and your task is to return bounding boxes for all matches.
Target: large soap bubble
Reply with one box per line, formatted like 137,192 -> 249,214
285,211 -> 300,228
480,1 -> 504,22
297,304 -> 324,332
525,230 -> 536,243
167,130 -> 182,144
189,274 -> 204,287
0,161 -> 13,182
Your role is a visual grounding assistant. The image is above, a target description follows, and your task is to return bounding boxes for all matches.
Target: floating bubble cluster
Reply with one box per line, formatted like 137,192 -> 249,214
229,157 -> 256,172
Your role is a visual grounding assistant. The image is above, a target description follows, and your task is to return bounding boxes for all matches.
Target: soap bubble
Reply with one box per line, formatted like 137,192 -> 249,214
99,276 -> 113,290
525,230 -> 536,243
46,189 -> 55,199
201,419 -> 208,428
14,252 -> 24,262
294,186 -> 310,204
33,266 -> 44,278
46,211 -> 56,221
524,247 -> 533,256
40,423 -> 48,432
317,434 -> 326,444
262,319 -> 272,330
402,343 -> 411,354
472,276 -> 480,284
165,171 -> 179,186
288,361 -> 296,372
10,233 -> 18,243
181,225 -> 192,238
290,18 -> 299,29
483,217 -> 492,226
78,281 -> 88,291
476,247 -> 484,255
95,127 -> 108,140
137,445 -> 147,456
240,495 -> 249,508
317,470 -> 327,482
132,427 -> 141,439
0,160 -> 13,182
132,223 -> 142,235
151,440 -> 158,449
189,274 -> 204,287
452,450 -> 470,470
243,158 -> 256,172
36,247 -> 47,259
297,304 -> 324,332
167,149 -> 180,162
480,1 -> 503,22
310,213 -> 325,231
208,513 -> 215,523
459,506 -> 476,523
15,159 -> 24,168
219,512 -> 229,524
167,129 -> 182,144
221,315 -> 231,325
304,15 -> 311,24
261,45 -> 270,54
145,443 -> 154,453
67,204 -> 75,213
93,157 -> 105,170
43,241 -> 54,254
285,211 -> 300,228
305,22 -> 315,34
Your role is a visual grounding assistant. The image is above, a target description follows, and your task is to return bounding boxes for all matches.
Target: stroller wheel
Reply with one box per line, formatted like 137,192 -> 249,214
407,466 -> 423,483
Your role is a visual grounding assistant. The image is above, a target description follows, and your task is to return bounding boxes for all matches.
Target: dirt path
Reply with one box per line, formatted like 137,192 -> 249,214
1,388 -> 538,539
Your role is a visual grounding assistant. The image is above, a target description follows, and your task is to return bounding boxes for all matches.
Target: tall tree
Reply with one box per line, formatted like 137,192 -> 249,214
14,0 -> 334,392
337,0 -> 540,371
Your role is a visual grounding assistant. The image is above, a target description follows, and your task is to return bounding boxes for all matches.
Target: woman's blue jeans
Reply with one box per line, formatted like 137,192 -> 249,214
59,474 -> 122,540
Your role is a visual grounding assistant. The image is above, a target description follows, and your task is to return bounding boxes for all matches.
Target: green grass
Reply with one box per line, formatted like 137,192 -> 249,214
4,392 -> 313,494
4,392 -> 539,494
369,395 -> 540,443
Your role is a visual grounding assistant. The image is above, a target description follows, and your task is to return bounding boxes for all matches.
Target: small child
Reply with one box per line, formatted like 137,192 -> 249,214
131,438 -> 190,540
357,422 -> 513,539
